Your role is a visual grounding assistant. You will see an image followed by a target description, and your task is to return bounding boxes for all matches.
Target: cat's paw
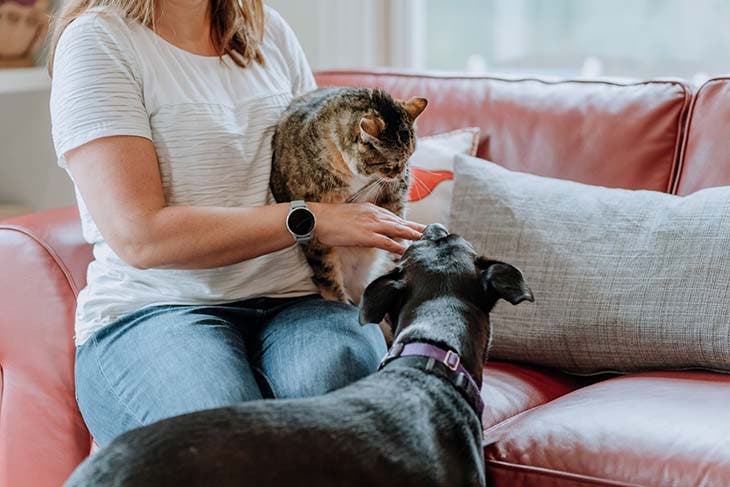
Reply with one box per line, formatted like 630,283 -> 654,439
319,287 -> 351,303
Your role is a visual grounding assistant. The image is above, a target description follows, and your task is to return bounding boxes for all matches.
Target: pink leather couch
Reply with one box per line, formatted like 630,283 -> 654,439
2,70 -> 729,487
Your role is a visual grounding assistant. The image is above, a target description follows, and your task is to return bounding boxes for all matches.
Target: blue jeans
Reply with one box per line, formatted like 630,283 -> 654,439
75,295 -> 387,447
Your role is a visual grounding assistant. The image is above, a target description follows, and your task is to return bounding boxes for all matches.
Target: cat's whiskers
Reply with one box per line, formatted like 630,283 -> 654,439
374,177 -> 398,202
345,178 -> 380,203
374,179 -> 386,202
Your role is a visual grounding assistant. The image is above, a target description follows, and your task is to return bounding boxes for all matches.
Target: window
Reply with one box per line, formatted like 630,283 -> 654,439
411,0 -> 730,84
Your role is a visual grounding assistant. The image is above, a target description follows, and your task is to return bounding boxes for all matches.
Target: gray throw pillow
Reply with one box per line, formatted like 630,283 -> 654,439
450,154 -> 730,374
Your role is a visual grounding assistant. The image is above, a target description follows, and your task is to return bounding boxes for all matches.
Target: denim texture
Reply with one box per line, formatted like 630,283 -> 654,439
75,295 -> 387,446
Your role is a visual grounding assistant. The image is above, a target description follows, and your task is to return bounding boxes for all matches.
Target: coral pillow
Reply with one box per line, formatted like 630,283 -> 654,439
406,128 -> 480,226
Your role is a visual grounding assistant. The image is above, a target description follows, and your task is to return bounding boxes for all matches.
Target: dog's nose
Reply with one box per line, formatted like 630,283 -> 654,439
422,223 -> 449,240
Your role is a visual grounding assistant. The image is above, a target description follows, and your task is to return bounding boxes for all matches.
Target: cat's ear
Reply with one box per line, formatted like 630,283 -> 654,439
401,97 -> 428,121
360,116 -> 385,142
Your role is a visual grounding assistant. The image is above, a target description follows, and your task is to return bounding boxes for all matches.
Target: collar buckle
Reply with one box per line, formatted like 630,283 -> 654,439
444,350 -> 460,371
379,341 -> 484,418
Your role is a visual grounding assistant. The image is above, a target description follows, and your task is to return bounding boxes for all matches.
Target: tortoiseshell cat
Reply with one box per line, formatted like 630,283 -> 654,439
271,87 -> 427,304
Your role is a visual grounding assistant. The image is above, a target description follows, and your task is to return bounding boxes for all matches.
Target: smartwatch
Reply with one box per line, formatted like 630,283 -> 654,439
286,200 -> 316,243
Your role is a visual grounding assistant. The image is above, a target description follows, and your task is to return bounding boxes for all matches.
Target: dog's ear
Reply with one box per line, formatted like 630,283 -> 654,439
476,257 -> 534,306
359,268 -> 406,325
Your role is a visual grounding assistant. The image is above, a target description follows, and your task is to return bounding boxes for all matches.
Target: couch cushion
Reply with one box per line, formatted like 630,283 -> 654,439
481,362 -> 591,429
675,78 -> 730,195
315,70 -> 690,191
484,371 -> 730,487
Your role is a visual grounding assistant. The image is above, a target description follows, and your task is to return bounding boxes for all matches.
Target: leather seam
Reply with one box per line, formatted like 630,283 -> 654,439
0,225 -> 80,297
0,364 -> 3,434
316,69 -> 689,89
672,77 -> 730,194
665,83 -> 692,193
486,459 -> 651,487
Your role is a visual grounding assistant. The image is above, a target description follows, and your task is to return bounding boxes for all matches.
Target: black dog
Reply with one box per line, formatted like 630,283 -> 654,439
64,224 -> 533,487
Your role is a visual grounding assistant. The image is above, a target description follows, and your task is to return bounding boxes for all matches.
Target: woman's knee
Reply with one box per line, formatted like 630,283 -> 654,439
74,306 -> 265,445
75,342 -> 145,447
325,319 -> 386,382
260,300 -> 387,397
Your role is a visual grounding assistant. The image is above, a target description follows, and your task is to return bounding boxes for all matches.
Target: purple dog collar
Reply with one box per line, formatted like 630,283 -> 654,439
378,342 -> 485,418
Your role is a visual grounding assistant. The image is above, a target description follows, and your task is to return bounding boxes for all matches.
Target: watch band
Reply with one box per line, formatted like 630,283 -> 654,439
291,200 -> 307,210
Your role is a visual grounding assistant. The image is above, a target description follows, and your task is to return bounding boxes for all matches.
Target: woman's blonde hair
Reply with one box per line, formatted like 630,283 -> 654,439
47,0 -> 265,73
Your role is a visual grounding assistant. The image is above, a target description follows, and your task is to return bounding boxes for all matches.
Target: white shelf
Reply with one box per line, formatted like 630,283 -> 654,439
0,67 -> 51,95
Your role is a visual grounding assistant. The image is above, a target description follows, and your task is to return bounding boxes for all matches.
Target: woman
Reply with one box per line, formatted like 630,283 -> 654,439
49,0 -> 424,446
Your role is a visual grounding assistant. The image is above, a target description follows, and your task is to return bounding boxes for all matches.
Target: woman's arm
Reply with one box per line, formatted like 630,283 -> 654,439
66,135 -> 423,270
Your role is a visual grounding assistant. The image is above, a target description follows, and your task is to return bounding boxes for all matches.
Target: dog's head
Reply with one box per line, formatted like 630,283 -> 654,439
359,224 -> 533,344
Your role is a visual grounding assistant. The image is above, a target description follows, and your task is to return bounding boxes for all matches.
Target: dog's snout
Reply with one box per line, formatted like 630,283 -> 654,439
422,223 -> 449,240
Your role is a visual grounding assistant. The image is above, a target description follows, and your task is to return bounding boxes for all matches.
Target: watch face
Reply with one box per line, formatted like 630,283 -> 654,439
288,207 -> 315,236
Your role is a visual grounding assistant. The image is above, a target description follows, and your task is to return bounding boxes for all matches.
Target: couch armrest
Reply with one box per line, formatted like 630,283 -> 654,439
0,207 -> 93,487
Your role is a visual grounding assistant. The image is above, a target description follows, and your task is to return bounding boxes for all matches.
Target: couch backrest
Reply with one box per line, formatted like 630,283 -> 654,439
674,78 -> 730,195
316,70 -> 690,192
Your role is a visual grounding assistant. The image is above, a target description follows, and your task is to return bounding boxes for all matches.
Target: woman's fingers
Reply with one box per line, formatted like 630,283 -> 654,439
367,206 -> 425,238
376,222 -> 422,241
370,234 -> 406,254
403,220 -> 427,233
384,215 -> 425,236
313,203 -> 424,251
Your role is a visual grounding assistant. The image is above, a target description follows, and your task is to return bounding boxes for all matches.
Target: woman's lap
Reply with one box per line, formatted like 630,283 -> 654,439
251,297 -> 387,398
75,296 -> 386,446
75,304 -> 265,446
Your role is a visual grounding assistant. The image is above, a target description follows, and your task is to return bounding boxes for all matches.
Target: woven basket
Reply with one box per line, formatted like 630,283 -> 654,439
0,0 -> 50,67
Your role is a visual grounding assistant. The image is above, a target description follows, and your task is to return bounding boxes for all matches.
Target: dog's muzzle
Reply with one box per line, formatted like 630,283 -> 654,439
422,223 -> 449,240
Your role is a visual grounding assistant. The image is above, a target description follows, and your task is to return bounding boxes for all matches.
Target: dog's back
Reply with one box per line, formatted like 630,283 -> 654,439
65,363 -> 484,487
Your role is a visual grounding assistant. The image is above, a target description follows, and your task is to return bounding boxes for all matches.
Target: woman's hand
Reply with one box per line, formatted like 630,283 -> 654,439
309,202 -> 426,255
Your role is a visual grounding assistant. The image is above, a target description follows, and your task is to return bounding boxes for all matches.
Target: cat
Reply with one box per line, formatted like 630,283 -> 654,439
271,87 -> 427,304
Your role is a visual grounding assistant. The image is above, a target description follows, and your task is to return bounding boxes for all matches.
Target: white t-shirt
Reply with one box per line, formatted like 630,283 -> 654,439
50,6 -> 318,345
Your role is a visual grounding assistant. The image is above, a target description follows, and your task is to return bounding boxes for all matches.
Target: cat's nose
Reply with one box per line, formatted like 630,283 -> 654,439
422,223 -> 449,240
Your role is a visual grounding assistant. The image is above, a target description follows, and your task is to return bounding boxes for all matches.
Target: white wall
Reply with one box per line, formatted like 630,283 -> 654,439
0,86 -> 75,212
267,0 -> 390,70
